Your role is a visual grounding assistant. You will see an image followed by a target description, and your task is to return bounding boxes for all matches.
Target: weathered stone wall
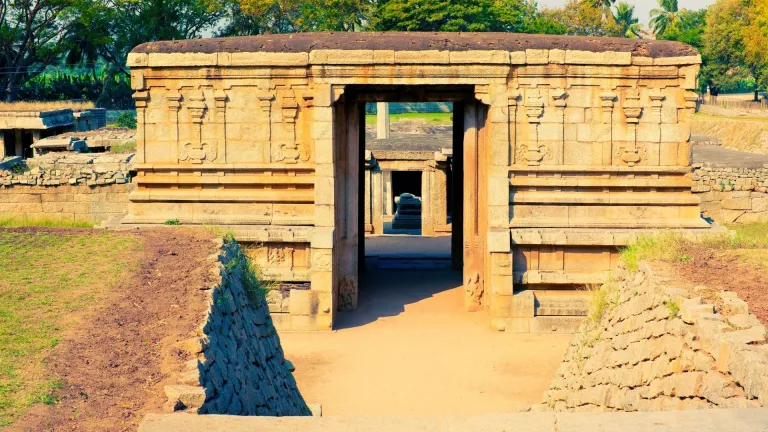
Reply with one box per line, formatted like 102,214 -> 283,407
0,183 -> 133,224
0,153 -> 134,224
691,164 -> 768,223
164,237 -> 311,416
543,262 -> 768,411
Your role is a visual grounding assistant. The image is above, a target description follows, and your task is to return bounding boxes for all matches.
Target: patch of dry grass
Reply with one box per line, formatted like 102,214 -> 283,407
692,113 -> 768,154
0,101 -> 95,112
0,230 -> 142,426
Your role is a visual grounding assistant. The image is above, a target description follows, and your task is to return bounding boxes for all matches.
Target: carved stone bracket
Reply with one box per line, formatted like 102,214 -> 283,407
187,91 -> 207,124
684,91 -> 699,109
551,88 -> 568,121
599,92 -> 617,124
649,91 -> 665,124
525,90 -> 544,124
474,85 -> 492,105
622,90 -> 643,124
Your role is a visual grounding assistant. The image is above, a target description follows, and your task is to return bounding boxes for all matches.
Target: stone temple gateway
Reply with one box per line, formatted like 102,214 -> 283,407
126,32 -> 708,332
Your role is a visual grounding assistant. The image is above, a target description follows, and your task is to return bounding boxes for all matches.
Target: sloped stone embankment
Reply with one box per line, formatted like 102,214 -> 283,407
543,262 -> 768,411
163,237 -> 311,416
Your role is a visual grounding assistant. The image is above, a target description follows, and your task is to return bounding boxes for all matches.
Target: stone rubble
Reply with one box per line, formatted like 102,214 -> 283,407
542,262 -> 768,412
0,152 -> 133,187
691,163 -> 768,223
164,237 -> 311,416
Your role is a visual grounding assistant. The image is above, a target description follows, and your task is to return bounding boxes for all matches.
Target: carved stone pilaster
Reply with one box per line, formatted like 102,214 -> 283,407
181,91 -> 216,164
258,92 -> 274,163
508,90 -> 521,164
166,93 -> 182,162
214,90 -> 227,163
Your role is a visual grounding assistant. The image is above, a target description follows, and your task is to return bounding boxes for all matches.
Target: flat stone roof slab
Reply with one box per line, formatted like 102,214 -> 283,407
131,32 -> 698,58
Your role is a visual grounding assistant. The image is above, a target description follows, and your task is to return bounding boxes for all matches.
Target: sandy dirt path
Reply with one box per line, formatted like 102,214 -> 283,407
280,269 -> 571,416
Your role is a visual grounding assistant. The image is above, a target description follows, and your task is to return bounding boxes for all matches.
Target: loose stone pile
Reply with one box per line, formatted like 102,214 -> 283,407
0,152 -> 133,187
164,237 -> 311,416
543,262 -> 768,412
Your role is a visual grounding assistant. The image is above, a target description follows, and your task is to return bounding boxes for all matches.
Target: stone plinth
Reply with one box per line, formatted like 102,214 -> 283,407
392,193 -> 422,229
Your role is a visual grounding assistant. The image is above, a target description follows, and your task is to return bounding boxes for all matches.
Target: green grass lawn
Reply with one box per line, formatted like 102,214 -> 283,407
0,230 -> 142,427
364,112 -> 453,126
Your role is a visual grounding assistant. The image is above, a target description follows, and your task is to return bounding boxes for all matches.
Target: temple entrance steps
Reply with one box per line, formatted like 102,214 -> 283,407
138,408 -> 768,432
534,293 -> 589,317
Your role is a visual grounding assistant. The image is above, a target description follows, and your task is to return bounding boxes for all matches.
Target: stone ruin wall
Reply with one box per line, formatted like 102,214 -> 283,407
163,237 -> 311,416
0,154 -> 134,224
692,164 -> 768,224
543,262 -> 768,411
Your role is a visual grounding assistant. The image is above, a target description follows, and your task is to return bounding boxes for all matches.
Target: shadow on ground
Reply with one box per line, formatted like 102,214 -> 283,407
335,269 -> 461,329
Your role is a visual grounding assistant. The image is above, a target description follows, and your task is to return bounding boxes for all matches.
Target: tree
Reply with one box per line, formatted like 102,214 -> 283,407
660,9 -> 706,50
547,0 -> 622,37
0,0 -> 98,101
370,0 -> 539,32
227,0 -> 371,33
701,0 -> 750,95
650,0 -> 680,36
613,2 -> 640,38
743,0 -> 768,99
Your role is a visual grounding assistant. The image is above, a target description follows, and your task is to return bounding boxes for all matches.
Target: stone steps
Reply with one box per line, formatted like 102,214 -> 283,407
535,294 -> 589,317
138,408 -> 768,432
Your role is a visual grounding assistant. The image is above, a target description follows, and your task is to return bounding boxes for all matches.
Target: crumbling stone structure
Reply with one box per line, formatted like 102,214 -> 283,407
126,32 -> 709,332
0,108 -> 106,159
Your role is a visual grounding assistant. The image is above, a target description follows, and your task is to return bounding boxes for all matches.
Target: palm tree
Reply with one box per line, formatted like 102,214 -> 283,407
613,2 -> 641,38
649,0 -> 680,36
592,0 -> 617,20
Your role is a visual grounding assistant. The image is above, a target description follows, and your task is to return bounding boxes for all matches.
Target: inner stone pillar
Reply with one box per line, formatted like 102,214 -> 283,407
376,102 -> 390,139
431,151 -> 449,231
14,130 -> 23,158
364,150 -> 373,234
371,158 -> 384,234
421,167 -> 435,236
383,170 -> 393,218
0,131 -> 5,159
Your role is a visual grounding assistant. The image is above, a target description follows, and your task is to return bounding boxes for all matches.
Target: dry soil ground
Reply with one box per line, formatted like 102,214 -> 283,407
5,227 -> 216,432
664,247 -> 768,327
280,269 -> 571,417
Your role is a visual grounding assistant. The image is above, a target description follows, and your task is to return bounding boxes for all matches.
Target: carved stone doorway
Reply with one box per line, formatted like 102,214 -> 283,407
332,85 -> 489,321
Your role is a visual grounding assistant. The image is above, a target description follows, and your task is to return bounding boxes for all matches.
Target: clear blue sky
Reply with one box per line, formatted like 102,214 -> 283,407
537,0 -> 716,26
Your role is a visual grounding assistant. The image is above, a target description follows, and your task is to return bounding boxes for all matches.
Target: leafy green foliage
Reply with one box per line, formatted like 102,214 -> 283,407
371,0 -> 538,32
163,219 -> 181,226
115,112 -> 137,129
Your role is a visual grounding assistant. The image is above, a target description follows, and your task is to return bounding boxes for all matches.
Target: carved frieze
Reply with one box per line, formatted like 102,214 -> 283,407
180,142 -> 217,164
614,146 -> 647,167
516,144 -> 552,166
622,90 -> 643,123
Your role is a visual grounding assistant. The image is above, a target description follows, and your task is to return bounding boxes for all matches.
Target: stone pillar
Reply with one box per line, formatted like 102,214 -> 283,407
0,131 -> 5,159
383,170 -> 393,217
371,159 -> 384,234
376,102 -> 390,139
479,84 -> 514,328
31,130 -> 41,158
431,151 -> 450,231
310,84 -> 338,331
14,130 -> 22,158
363,150 -> 373,234
421,167 -> 435,236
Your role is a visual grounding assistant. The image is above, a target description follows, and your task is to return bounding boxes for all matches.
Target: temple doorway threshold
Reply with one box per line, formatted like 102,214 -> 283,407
278,268 -> 572,416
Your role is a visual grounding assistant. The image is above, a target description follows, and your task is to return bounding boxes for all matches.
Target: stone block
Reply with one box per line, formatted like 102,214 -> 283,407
164,385 -> 207,411
509,291 -> 535,318
722,197 -> 752,210
289,290 -> 317,316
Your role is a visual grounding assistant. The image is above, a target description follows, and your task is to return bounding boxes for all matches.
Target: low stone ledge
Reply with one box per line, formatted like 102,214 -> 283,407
139,408 -> 768,432
542,261 -> 768,412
